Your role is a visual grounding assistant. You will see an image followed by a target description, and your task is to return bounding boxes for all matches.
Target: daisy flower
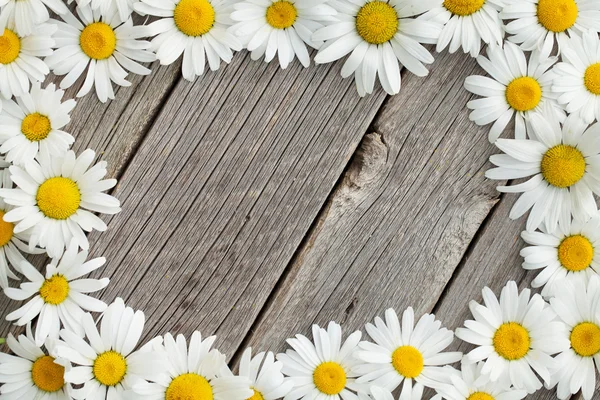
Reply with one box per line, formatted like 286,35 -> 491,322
353,308 -> 462,396
0,82 -> 76,166
464,40 -> 562,142
238,347 -> 293,400
0,0 -> 67,37
0,156 -> 44,289
520,216 -> 600,298
553,30 -> 600,124
421,0 -> 504,57
55,298 -> 166,399
432,361 -> 528,400
134,0 -> 242,81
0,149 -> 121,259
486,107 -> 600,233
500,0 -> 600,52
312,0 -> 442,96
46,5 -> 155,103
4,240 -> 109,346
230,0 -> 335,69
548,275 -> 600,400
0,323 -> 72,399
455,281 -> 569,393
130,332 -> 252,400
0,23 -> 55,100
277,321 -> 362,399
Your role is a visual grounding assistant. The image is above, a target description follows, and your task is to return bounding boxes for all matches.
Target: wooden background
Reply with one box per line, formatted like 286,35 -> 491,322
0,30 -> 577,399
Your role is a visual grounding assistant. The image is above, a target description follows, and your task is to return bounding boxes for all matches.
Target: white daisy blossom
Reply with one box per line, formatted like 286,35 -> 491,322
0,23 -> 55,100
55,298 -> 167,399
0,323 -> 72,399
0,149 -> 121,259
353,308 -> 462,396
4,240 -> 109,346
486,107 -> 600,233
552,30 -> 600,124
238,347 -> 293,400
464,40 -> 562,142
277,321 -> 362,400
421,0 -> 504,57
455,281 -> 569,394
135,0 -> 242,81
131,332 -> 253,400
0,82 -> 76,166
230,0 -> 336,69
431,361 -> 528,400
520,216 -> 600,298
313,0 -> 442,96
500,0 -> 600,52
46,5 -> 155,103
0,0 -> 67,37
548,275 -> 600,400
0,156 -> 44,289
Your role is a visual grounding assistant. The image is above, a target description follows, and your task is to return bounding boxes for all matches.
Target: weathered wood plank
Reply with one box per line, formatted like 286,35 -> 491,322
240,49 -> 499,361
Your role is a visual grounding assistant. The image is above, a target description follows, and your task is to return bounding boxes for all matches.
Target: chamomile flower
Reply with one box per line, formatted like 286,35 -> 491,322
421,0 -> 504,57
0,323 -> 72,399
0,0 -> 67,36
238,348 -> 293,400
90,0 -> 136,23
455,281 -> 569,394
134,0 -> 242,81
312,0 -> 442,96
432,361 -> 528,400
0,82 -> 76,166
520,216 -> 600,298
486,109 -> 600,233
353,308 -> 462,396
464,41 -> 562,142
230,0 -> 335,69
0,149 -> 121,259
500,0 -> 600,52
553,30 -> 600,124
277,321 -> 362,399
0,23 -> 55,100
46,5 -> 155,103
55,298 -> 166,399
548,275 -> 600,400
130,332 -> 252,400
4,240 -> 109,346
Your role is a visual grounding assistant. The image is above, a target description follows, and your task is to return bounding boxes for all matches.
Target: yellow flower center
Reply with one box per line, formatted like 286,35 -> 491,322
558,235 -> 594,272
80,22 -> 117,60
312,362 -> 347,395
166,373 -> 214,400
541,145 -> 586,188
0,29 -> 20,65
584,63 -> 600,95
571,322 -> 600,357
31,356 -> 65,393
0,211 -> 14,247
39,275 -> 69,305
266,1 -> 298,29
36,177 -> 81,220
21,113 -> 52,142
467,392 -> 495,400
537,0 -> 578,33
391,345 -> 424,379
443,0 -> 485,16
93,351 -> 127,386
505,77 -> 542,112
174,0 -> 216,36
493,322 -> 530,360
356,1 -> 398,45
247,389 -> 264,400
